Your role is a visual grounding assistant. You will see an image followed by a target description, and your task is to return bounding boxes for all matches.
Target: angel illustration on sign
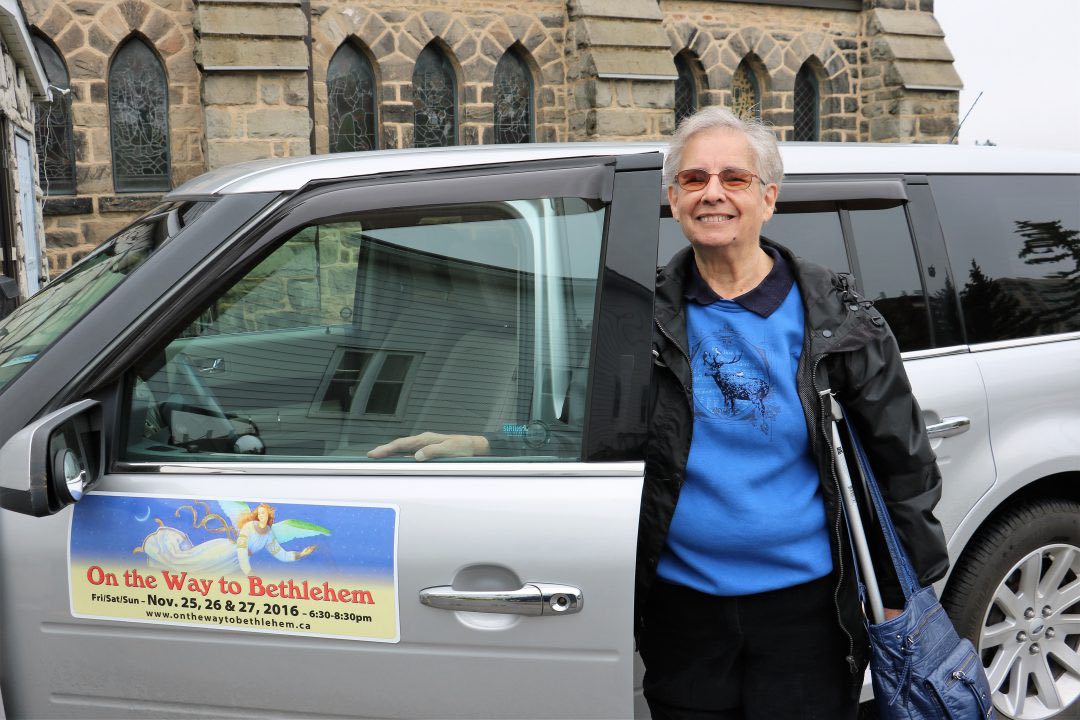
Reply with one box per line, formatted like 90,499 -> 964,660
134,500 -> 330,576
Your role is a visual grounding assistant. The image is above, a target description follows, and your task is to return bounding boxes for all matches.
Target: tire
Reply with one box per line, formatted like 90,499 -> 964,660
942,498 -> 1080,720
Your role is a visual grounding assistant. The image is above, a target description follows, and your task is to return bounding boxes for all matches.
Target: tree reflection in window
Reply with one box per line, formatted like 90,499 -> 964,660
1013,218 -> 1080,330
413,44 -> 457,148
328,43 -> 377,153
933,174 -> 1080,342
675,54 -> 698,127
793,63 -> 819,141
33,36 -> 76,195
109,38 -> 170,192
731,60 -> 760,121
494,49 -> 532,144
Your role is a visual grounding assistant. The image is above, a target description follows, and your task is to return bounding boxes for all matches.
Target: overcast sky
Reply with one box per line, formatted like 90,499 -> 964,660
933,0 -> 1080,151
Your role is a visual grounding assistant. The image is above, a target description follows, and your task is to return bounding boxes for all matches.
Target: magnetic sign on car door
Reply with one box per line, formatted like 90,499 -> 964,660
68,493 -> 400,642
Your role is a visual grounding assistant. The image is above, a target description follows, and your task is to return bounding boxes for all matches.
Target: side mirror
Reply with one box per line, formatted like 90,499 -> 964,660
0,400 -> 102,516
0,274 -> 18,320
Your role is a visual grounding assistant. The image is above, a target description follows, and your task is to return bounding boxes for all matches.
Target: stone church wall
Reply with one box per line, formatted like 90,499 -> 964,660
25,0 -> 203,271
27,0 -> 961,272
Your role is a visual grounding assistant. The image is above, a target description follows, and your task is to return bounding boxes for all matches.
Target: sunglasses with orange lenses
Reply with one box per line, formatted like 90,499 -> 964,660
675,167 -> 760,192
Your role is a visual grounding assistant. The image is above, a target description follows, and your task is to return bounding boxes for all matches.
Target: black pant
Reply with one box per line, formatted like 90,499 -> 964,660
640,575 -> 861,720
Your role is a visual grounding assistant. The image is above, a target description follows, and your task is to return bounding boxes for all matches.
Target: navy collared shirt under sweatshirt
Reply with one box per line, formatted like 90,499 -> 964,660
655,244 -> 833,596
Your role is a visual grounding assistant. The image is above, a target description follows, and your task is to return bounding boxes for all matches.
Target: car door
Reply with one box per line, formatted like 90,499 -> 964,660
750,177 -> 997,543
0,156 -> 660,718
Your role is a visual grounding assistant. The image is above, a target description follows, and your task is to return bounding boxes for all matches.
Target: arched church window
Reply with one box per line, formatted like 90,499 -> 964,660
413,44 -> 457,148
674,54 -> 698,127
109,37 -> 170,192
327,43 -> 377,153
794,63 -> 820,141
731,60 -> 760,121
493,48 -> 533,144
33,36 -> 76,195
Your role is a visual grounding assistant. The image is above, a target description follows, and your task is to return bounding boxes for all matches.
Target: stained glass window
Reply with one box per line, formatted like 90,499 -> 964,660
674,54 -> 698,127
794,63 -> 820,141
328,44 -> 377,153
413,44 -> 457,148
731,60 -> 760,121
109,38 -> 170,192
33,36 -> 75,196
494,49 -> 532,144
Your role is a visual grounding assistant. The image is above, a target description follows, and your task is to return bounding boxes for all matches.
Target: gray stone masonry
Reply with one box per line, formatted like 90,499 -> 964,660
198,0 -> 312,169
859,7 -> 961,143
568,0 -> 675,140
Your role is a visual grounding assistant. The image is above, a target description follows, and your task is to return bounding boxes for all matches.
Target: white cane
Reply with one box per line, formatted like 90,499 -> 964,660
821,390 -> 886,624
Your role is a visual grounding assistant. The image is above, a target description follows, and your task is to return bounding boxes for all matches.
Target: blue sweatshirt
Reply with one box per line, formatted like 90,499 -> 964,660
656,249 -> 833,596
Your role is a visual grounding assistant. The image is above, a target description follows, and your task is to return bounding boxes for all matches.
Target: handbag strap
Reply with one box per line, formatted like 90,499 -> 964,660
835,402 -> 921,601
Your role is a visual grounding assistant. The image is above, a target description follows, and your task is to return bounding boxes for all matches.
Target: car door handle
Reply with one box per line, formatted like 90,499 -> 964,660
926,416 -> 971,439
419,583 -> 583,616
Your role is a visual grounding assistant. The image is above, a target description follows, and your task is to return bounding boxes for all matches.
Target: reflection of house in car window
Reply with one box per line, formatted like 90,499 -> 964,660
312,348 -> 420,419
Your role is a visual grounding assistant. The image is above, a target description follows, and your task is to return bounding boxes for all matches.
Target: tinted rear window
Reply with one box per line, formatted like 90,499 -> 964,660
931,174 -> 1080,344
660,199 -> 936,353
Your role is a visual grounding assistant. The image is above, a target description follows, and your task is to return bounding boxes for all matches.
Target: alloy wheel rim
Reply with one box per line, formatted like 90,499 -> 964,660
979,543 -> 1080,719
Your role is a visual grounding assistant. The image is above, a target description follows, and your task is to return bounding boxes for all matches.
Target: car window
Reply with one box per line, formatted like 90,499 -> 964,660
848,204 -> 931,352
0,202 -> 207,391
123,196 -> 606,462
658,207 -> 850,273
762,206 -> 849,274
661,199 -> 937,353
931,174 -> 1080,343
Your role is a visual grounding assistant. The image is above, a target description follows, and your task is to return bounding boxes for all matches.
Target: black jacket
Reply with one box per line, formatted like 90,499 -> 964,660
639,241 -> 950,674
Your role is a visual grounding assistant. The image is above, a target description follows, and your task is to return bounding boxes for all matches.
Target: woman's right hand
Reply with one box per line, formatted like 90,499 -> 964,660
367,432 -> 490,462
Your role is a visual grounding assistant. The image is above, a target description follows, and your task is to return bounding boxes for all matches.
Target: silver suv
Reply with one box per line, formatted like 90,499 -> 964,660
0,143 -> 1077,720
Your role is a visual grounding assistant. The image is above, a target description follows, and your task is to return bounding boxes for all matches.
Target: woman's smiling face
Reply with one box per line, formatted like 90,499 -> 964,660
668,127 -> 778,254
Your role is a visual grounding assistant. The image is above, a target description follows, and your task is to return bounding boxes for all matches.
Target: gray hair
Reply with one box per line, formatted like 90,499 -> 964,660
663,106 -> 784,193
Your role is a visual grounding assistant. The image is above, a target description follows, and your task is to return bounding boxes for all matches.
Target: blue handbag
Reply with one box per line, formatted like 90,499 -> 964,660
825,392 -> 996,720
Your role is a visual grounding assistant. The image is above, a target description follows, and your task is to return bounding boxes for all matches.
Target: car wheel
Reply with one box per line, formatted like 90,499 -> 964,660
943,498 -> 1080,720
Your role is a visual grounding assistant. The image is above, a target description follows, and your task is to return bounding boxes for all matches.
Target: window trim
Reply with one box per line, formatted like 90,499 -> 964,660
968,330 -> 1080,354
781,179 -> 908,203
114,458 -> 646,476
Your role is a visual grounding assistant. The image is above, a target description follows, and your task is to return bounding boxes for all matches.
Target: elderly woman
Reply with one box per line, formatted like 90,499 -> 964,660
639,106 -> 948,719
370,105 -> 949,719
